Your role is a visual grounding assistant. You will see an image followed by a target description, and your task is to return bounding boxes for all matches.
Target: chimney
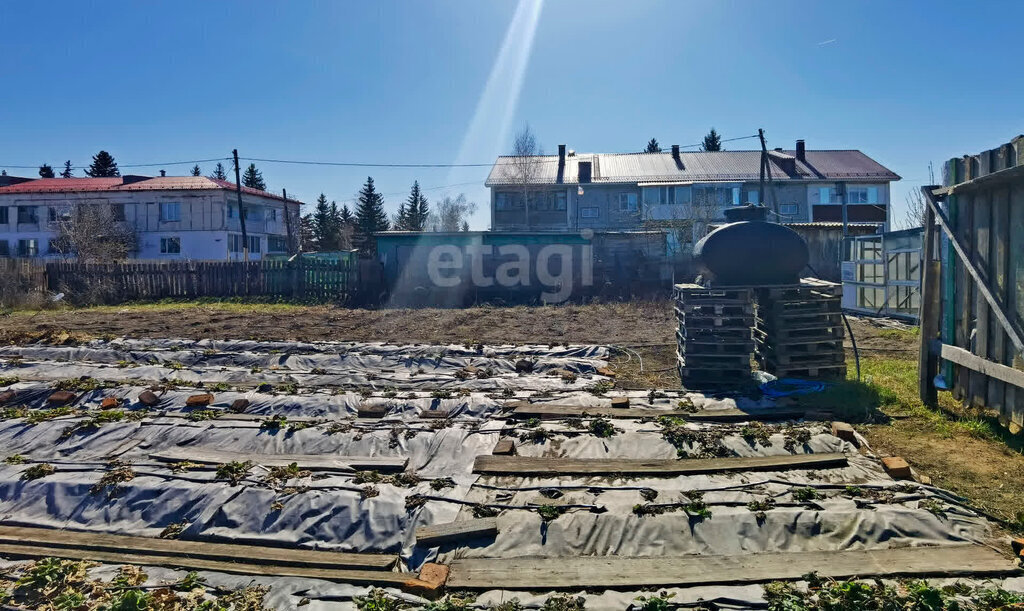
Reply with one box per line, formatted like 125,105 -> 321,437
578,161 -> 592,183
795,140 -> 806,162
160,170 -> 166,177
671,144 -> 682,169
557,144 -> 566,184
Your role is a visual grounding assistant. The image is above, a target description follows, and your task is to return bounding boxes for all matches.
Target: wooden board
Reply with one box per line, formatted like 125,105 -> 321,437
445,544 -> 1015,589
473,452 -> 847,476
415,518 -> 499,546
0,525 -> 395,570
149,447 -> 408,472
940,343 -> 1024,390
510,403 -> 804,422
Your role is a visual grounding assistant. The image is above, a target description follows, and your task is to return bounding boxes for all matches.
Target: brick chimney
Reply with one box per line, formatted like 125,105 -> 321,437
795,140 -> 806,162
557,144 -> 566,184
671,144 -> 682,169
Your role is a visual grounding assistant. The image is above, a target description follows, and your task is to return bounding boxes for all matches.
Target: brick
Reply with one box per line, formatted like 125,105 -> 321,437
185,393 -> 214,407
1011,538 -> 1024,557
881,456 -> 913,480
0,390 -> 16,405
403,563 -> 449,599
492,439 -> 516,455
358,404 -> 389,418
611,397 -> 630,409
831,421 -> 857,445
420,409 -> 451,419
100,397 -> 119,410
47,391 -> 76,405
918,475 -> 932,486
229,399 -> 250,413
596,367 -> 616,377
137,390 -> 160,406
515,359 -> 534,373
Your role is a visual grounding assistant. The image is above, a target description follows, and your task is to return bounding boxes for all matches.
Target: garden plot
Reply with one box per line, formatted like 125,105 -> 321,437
0,338 -> 1020,609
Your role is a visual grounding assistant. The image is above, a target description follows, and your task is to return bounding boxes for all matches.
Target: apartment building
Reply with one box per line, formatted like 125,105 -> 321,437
0,175 -> 301,260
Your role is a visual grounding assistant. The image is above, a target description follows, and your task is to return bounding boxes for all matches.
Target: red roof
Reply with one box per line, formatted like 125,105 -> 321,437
0,176 -> 301,204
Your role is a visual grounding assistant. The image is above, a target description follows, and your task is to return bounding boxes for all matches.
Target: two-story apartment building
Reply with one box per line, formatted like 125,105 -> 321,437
0,176 -> 302,260
486,140 -> 900,244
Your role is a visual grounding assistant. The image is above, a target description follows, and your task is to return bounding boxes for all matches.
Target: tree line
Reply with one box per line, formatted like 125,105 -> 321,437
644,128 -> 723,153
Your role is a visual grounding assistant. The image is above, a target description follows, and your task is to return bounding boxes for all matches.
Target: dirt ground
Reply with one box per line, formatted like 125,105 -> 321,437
2,301 -> 1022,527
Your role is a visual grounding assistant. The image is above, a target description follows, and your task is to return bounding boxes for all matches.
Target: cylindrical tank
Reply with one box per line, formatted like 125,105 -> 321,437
693,204 -> 809,286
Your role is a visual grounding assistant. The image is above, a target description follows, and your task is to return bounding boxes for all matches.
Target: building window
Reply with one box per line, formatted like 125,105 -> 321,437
0,207 -> 8,224
847,186 -> 879,204
642,186 -> 692,206
779,203 -> 799,216
249,235 -> 261,253
18,239 -> 38,256
17,206 -> 37,224
580,207 -> 599,219
160,237 -> 181,254
495,192 -> 524,210
268,208 -> 278,221
691,185 -> 741,207
228,234 -> 261,253
0,240 -> 8,257
268,236 -> 288,252
160,202 -> 181,222
48,207 -> 58,222
111,203 -> 126,221
618,192 -> 638,212
533,192 -> 566,211
745,191 -> 761,205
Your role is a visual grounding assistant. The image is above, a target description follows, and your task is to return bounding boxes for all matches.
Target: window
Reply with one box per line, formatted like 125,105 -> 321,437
160,237 -> 181,254
17,206 -> 37,224
847,186 -> 879,204
532,192 -> 566,211
268,208 -> 278,221
779,203 -> 799,216
160,202 -> 181,222
111,203 -> 126,221
227,205 -> 235,218
268,236 -> 288,252
692,185 -> 740,207
641,186 -> 691,206
0,207 -> 7,224
48,207 -> 58,222
248,235 -> 261,253
0,240 -> 8,257
495,192 -> 524,210
819,187 -> 839,204
228,234 -> 260,253
18,239 -> 38,256
618,192 -> 638,212
580,207 -> 599,218
745,191 -> 761,205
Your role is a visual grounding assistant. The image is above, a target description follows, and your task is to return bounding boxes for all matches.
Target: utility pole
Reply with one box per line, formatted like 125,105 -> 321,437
757,129 -> 778,216
757,128 -> 766,206
283,188 -> 294,255
233,149 -> 249,261
839,180 -> 848,237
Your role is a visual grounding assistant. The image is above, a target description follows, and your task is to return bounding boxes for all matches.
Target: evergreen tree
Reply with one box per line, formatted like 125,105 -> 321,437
312,193 -> 335,251
393,202 -> 408,230
404,181 -> 429,232
300,213 -> 317,252
209,162 -> 228,181
60,161 -> 74,178
645,138 -> 662,153
701,128 -> 723,152
85,150 -> 120,177
354,176 -> 389,253
38,164 -> 55,178
461,221 -> 470,232
191,164 -> 202,176
242,163 -> 266,190
340,204 -> 354,227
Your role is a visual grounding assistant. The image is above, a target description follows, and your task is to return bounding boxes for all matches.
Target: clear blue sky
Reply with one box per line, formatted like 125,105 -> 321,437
2,0 -> 1022,228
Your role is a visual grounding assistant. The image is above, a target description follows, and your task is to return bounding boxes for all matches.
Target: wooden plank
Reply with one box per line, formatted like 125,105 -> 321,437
149,447 -> 408,472
0,525 -> 395,570
972,190 -> 991,407
415,518 -> 499,547
940,343 -> 1024,390
0,542 -> 421,589
510,403 -> 804,422
473,452 -> 847,476
445,544 -> 1015,590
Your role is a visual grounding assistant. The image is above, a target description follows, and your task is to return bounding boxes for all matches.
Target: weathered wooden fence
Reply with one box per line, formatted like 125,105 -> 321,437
43,258 -> 360,304
918,135 -> 1024,434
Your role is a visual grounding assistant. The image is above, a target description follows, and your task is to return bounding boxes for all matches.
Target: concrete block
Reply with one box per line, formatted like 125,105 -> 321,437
831,421 -> 857,445
611,397 -> 630,409
100,397 -> 119,410
229,399 -> 250,413
185,393 -> 214,407
47,391 -> 76,406
492,439 -> 516,455
137,390 -> 160,406
881,456 -> 913,480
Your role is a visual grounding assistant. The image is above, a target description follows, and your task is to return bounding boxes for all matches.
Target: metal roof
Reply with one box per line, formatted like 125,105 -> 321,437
486,149 -> 900,186
0,176 -> 301,204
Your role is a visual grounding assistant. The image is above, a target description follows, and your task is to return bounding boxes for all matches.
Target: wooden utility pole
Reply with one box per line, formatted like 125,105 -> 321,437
839,181 -> 848,237
918,188 -> 939,405
282,188 -> 294,255
233,149 -> 249,261
757,128 -> 766,206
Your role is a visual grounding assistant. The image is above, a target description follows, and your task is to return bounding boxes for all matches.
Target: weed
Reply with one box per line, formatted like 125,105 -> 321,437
310,367 -> 329,375
431,389 -> 453,399
90,463 -> 136,498
424,593 -> 476,610
537,504 -> 565,521
4,454 -> 26,464
472,504 -> 500,519
919,498 -> 947,518
214,460 -> 253,485
747,497 -> 776,523
266,462 -> 311,484
259,414 -> 288,432
25,406 -> 74,424
21,463 -> 55,480
187,409 -> 221,421
587,416 -> 619,438
159,521 -> 188,539
430,477 -> 455,491
174,571 -> 206,591
539,594 -> 586,611
0,375 -> 20,386
169,461 -> 200,473
640,488 -> 658,502
167,361 -> 185,371
354,587 -> 409,611
361,485 -> 380,499
634,590 -> 675,611
792,487 -> 821,503
587,380 -> 615,395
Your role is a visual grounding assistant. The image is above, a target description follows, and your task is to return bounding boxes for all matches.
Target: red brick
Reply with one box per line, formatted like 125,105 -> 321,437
492,439 -> 516,455
402,562 -> 449,597
1011,538 -> 1024,557
597,366 -> 616,377
831,421 -> 857,445
137,390 -> 160,406
881,456 -> 913,480
611,397 -> 630,409
47,391 -> 76,405
100,397 -> 119,409
185,393 -> 214,407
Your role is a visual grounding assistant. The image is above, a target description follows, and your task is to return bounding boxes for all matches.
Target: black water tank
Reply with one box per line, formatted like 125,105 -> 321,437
693,204 -> 809,286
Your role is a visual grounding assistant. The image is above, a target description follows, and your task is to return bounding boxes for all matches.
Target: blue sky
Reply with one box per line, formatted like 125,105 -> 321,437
2,0 -> 1021,228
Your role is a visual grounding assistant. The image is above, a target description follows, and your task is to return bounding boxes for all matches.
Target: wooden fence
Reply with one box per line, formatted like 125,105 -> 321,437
38,258 -> 360,304
918,135 -> 1024,434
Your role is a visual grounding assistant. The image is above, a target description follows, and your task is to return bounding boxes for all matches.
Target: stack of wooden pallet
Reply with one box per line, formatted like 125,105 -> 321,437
673,283 -> 754,388
754,278 -> 846,380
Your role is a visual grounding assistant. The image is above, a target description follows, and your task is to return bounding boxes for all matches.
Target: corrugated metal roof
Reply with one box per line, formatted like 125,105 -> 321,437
486,149 -> 900,186
0,176 -> 301,204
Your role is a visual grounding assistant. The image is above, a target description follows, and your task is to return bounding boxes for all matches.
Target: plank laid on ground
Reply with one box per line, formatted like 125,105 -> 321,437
445,544 -> 1015,589
0,542 -> 421,589
415,518 -> 499,546
473,453 -> 847,476
510,403 -> 804,422
149,447 -> 407,472
0,525 -> 395,570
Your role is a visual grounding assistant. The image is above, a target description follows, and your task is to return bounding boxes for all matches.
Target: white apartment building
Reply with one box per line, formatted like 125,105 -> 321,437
0,175 -> 302,260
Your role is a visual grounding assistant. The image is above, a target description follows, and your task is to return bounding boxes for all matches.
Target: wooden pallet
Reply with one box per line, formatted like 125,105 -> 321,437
758,358 -> 848,380
754,337 -> 844,353
673,284 -> 753,304
754,278 -> 842,300
756,298 -> 841,315
755,349 -> 846,366
678,326 -> 753,342
757,311 -> 844,326
754,323 -> 844,342
677,334 -> 755,355
676,313 -> 756,329
677,352 -> 752,369
676,302 -> 754,316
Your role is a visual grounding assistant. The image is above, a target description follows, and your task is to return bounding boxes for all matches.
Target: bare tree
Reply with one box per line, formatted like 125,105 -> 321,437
50,204 -> 138,262
898,162 -> 935,230
429,194 -> 478,232
499,124 -> 544,228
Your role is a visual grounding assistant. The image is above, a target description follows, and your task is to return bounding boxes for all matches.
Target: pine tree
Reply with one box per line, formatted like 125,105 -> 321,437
300,213 -> 317,252
645,138 -> 662,153
209,162 -> 228,181
354,176 -> 389,253
312,193 -> 334,251
340,204 -> 354,227
461,221 -> 470,232
191,164 -> 202,177
242,164 -> 266,190
60,161 -> 74,178
404,181 -> 429,232
38,164 -> 55,178
85,150 -> 120,177
701,128 -> 723,152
